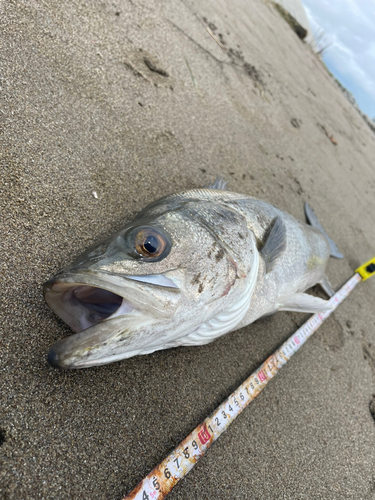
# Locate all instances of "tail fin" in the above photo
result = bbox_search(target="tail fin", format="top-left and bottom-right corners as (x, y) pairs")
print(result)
(304, 202), (344, 259)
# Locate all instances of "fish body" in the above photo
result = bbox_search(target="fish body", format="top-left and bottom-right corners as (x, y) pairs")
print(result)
(44, 188), (337, 369)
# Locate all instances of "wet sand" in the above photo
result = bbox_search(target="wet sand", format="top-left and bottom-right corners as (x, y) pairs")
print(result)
(1, 0), (375, 498)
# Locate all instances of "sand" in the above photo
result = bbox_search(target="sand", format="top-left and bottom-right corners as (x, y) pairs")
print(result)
(1, 0), (375, 498)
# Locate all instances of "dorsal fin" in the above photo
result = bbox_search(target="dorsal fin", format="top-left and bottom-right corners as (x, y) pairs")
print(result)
(260, 216), (287, 273)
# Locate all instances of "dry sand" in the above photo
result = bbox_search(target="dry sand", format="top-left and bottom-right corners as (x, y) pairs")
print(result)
(1, 0), (375, 498)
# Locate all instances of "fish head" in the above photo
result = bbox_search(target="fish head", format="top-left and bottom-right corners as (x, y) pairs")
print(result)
(44, 196), (257, 369)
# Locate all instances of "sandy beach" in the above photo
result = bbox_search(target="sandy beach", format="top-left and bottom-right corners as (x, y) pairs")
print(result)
(1, 0), (375, 498)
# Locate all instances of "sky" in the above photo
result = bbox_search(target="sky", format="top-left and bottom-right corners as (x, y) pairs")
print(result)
(301, 0), (375, 119)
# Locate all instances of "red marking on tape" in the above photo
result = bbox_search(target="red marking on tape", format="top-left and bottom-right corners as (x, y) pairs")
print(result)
(258, 370), (266, 382)
(293, 336), (300, 345)
(198, 427), (211, 445)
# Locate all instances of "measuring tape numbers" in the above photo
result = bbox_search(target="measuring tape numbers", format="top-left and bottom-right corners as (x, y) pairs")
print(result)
(123, 266), (373, 500)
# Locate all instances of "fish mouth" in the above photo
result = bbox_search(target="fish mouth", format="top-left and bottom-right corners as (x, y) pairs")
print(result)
(44, 281), (136, 333)
(44, 272), (179, 370)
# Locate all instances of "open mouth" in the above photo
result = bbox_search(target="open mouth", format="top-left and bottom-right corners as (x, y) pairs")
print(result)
(44, 273), (179, 333)
(43, 273), (180, 369)
(44, 281), (137, 333)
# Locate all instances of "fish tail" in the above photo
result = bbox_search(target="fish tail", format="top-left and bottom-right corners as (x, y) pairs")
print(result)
(304, 202), (344, 259)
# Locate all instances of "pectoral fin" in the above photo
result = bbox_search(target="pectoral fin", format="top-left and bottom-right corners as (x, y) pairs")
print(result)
(277, 293), (333, 313)
(261, 216), (287, 273)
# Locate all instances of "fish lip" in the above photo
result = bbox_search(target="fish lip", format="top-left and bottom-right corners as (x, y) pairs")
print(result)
(47, 338), (140, 370)
(45, 314), (142, 370)
(43, 270), (180, 295)
(47, 338), (93, 370)
(47, 339), (100, 370)
(47, 344), (69, 370)
(46, 316), (151, 370)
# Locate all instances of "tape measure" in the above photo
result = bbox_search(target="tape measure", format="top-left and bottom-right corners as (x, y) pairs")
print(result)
(123, 260), (375, 500)
(356, 256), (375, 281)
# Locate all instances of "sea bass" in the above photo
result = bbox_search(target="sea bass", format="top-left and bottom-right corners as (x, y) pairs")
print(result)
(44, 182), (342, 369)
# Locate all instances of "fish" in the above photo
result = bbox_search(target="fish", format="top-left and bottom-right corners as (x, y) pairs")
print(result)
(44, 179), (342, 369)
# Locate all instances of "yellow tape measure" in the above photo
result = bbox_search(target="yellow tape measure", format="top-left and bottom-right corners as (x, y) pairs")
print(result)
(356, 256), (375, 281)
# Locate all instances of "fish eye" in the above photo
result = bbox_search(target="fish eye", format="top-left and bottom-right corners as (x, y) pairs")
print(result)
(133, 227), (169, 259)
